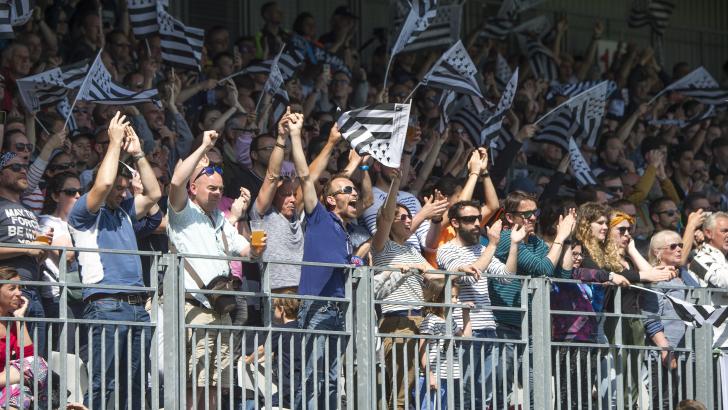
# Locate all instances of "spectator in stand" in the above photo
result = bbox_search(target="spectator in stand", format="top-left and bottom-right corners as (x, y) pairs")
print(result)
(649, 197), (681, 234)
(597, 171), (625, 201)
(690, 212), (728, 303)
(67, 113), (161, 410)
(167, 128), (265, 410)
(0, 266), (49, 410)
(0, 152), (48, 357)
(255, 2), (288, 59)
(669, 144), (696, 201)
(593, 133), (636, 176)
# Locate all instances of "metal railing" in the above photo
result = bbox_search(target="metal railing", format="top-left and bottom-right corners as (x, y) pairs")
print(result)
(0, 243), (724, 409)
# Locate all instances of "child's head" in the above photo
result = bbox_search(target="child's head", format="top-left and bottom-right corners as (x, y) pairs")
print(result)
(676, 400), (707, 410)
(272, 289), (300, 323)
(423, 277), (457, 317)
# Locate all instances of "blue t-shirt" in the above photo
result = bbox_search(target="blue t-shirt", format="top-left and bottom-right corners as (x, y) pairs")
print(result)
(298, 202), (352, 297)
(68, 195), (145, 299)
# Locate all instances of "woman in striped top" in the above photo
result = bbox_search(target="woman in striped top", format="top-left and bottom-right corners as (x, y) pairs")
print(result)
(371, 168), (442, 409)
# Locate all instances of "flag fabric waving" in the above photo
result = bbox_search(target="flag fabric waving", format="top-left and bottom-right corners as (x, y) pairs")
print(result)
(17, 60), (90, 112)
(481, 68), (519, 145)
(157, 4), (204, 71)
(547, 80), (619, 100)
(75, 53), (159, 105)
(537, 81), (610, 147)
(127, 0), (166, 38)
(568, 136), (597, 187)
(399, 4), (461, 54)
(56, 98), (78, 133)
(449, 95), (490, 147)
(495, 54), (513, 91)
(525, 37), (558, 82)
(0, 2), (12, 39)
(437, 89), (456, 133)
(533, 106), (582, 153)
(632, 285), (728, 329)
(628, 0), (675, 37)
(421, 40), (482, 98)
(337, 103), (412, 168)
(651, 67), (728, 106)
(10, 0), (32, 27)
(390, 0), (439, 57)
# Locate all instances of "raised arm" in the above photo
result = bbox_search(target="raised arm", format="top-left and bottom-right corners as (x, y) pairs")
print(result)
(576, 21), (603, 81)
(256, 108), (291, 216)
(168, 130), (218, 213)
(308, 124), (342, 182)
(372, 170), (401, 253)
(410, 128), (446, 195)
(87, 112), (128, 213)
(124, 126), (162, 218)
(478, 148), (499, 221)
(289, 112), (318, 214)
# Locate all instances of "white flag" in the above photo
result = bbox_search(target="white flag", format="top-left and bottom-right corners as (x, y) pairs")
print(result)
(421, 40), (482, 98)
(569, 136), (597, 187)
(337, 103), (412, 168)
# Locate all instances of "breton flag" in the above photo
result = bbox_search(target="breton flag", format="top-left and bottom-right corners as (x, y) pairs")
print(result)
(127, 0), (167, 38)
(652, 66), (728, 105)
(9, 0), (32, 27)
(513, 14), (552, 38)
(157, 4), (204, 71)
(548, 80), (619, 100)
(0, 2), (11, 39)
(632, 285), (728, 329)
(533, 106), (582, 153)
(437, 89), (456, 133)
(489, 127), (515, 159)
(75, 52), (158, 105)
(421, 40), (483, 98)
(290, 34), (351, 78)
(525, 37), (558, 82)
(262, 47), (287, 97)
(481, 68), (519, 146)
(628, 0), (675, 37)
(270, 88), (289, 128)
(449, 95), (491, 147)
(394, 4), (461, 55)
(56, 98), (78, 133)
(537, 81), (610, 147)
(17, 60), (89, 112)
(337, 103), (412, 168)
(390, 0), (438, 57)
(481, 0), (546, 40)
(568, 136), (597, 187)
(495, 54), (513, 91)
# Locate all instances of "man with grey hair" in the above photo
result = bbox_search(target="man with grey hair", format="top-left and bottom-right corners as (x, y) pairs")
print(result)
(689, 212), (728, 303)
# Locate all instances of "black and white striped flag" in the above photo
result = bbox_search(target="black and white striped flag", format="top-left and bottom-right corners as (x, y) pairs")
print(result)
(489, 127), (514, 160)
(127, 0), (167, 38)
(56, 98), (78, 133)
(391, 0), (439, 57)
(337, 103), (412, 168)
(568, 136), (597, 187)
(628, 0), (675, 37)
(526, 37), (558, 82)
(437, 89), (456, 133)
(495, 53), (513, 91)
(513, 15), (552, 38)
(421, 40), (483, 98)
(290, 34), (350, 78)
(533, 106), (582, 153)
(481, 67), (519, 146)
(9, 0), (32, 27)
(538, 81), (609, 147)
(652, 66), (728, 106)
(17, 60), (90, 112)
(481, 17), (513, 41)
(398, 4), (461, 54)
(449, 95), (490, 147)
(263, 54), (284, 95)
(0, 2), (11, 39)
(158, 4), (203, 71)
(75, 53), (158, 105)
(548, 80), (619, 100)
(633, 285), (728, 329)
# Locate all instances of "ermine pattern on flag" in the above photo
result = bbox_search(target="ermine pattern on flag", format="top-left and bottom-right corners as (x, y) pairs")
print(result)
(400, 4), (461, 54)
(568, 136), (597, 187)
(421, 40), (482, 98)
(76, 53), (159, 105)
(16, 60), (90, 112)
(337, 103), (412, 168)
(533, 106), (581, 152)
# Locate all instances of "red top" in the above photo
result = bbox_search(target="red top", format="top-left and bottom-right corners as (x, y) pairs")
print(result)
(0, 323), (35, 368)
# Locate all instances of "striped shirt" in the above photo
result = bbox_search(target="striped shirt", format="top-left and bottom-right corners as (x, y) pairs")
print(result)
(21, 157), (48, 214)
(419, 313), (463, 379)
(372, 240), (426, 313)
(362, 187), (430, 251)
(437, 241), (509, 330)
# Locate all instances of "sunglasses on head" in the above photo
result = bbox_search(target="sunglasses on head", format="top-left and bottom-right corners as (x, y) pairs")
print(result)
(60, 188), (82, 196)
(662, 242), (684, 251)
(2, 163), (28, 172)
(329, 185), (355, 196)
(457, 215), (481, 224)
(14, 143), (33, 152)
(511, 209), (541, 219)
(194, 165), (223, 181)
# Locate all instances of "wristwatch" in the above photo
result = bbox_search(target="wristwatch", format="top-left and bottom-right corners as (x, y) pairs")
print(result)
(608, 272), (615, 282)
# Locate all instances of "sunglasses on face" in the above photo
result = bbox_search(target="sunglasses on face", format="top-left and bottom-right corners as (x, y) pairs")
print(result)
(511, 209), (541, 219)
(605, 185), (624, 193)
(49, 162), (74, 172)
(657, 209), (679, 217)
(194, 165), (223, 181)
(396, 213), (412, 222)
(572, 252), (583, 258)
(617, 226), (632, 235)
(662, 242), (684, 251)
(14, 143), (33, 152)
(329, 185), (355, 196)
(2, 163), (29, 172)
(457, 215), (482, 224)
(60, 188), (82, 196)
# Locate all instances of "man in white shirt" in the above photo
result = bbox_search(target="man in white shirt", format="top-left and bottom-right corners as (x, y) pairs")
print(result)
(168, 129), (266, 410)
(690, 212), (728, 305)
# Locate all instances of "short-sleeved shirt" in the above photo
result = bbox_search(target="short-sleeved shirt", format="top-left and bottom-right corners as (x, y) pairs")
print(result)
(0, 197), (41, 281)
(299, 202), (352, 297)
(167, 198), (249, 308)
(250, 199), (304, 290)
(437, 241), (508, 330)
(362, 187), (430, 251)
(67, 195), (144, 299)
(39, 215), (72, 299)
(372, 240), (426, 313)
(419, 313), (463, 379)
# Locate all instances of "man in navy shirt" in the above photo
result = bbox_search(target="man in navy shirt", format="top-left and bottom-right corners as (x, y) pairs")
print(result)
(68, 112), (161, 410)
(289, 111), (354, 409)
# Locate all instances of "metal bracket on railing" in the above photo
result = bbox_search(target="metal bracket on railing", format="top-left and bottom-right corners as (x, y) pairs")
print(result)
(156, 253), (174, 269)
(352, 266), (368, 278)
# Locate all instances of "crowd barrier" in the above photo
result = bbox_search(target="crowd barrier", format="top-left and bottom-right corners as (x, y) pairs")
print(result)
(0, 242), (724, 409)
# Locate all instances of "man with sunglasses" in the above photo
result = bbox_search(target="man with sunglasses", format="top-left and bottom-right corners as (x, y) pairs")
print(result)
(0, 151), (49, 357)
(649, 197), (681, 234)
(491, 190), (576, 408)
(67, 112), (161, 410)
(168, 128), (264, 410)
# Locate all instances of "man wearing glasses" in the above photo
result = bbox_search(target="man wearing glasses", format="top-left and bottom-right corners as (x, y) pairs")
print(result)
(491, 190), (576, 408)
(168, 128), (264, 410)
(649, 197), (681, 233)
(0, 151), (49, 356)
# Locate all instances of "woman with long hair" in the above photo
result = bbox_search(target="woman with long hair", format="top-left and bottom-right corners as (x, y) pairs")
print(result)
(0, 266), (49, 409)
(642, 230), (699, 408)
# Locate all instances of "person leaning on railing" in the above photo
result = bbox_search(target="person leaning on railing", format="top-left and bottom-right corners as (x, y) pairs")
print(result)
(167, 128), (266, 410)
(0, 266), (49, 410)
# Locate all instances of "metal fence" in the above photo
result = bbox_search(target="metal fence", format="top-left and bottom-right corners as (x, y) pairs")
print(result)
(0, 243), (724, 409)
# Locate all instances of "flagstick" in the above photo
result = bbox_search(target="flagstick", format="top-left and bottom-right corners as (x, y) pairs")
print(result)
(404, 83), (421, 102)
(145, 39), (152, 58)
(34, 116), (50, 135)
(62, 96), (80, 130)
(382, 55), (394, 91)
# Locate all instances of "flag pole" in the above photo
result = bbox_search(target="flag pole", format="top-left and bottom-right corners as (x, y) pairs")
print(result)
(404, 83), (421, 102)
(34, 116), (50, 135)
(63, 50), (102, 129)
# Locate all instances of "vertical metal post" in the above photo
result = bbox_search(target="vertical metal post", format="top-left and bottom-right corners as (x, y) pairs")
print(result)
(262, 262), (273, 410)
(58, 248), (68, 409)
(614, 287), (624, 409)
(694, 287), (714, 408)
(162, 253), (180, 409)
(353, 266), (373, 409)
(530, 277), (552, 409)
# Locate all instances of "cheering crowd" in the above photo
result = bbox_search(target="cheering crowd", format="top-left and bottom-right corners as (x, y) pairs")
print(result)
(0, 0), (727, 409)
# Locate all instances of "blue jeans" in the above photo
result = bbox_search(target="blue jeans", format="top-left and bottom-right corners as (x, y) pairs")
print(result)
(83, 298), (151, 410)
(415, 375), (461, 410)
(496, 323), (534, 409)
(22, 287), (46, 358)
(295, 300), (345, 410)
(460, 328), (497, 409)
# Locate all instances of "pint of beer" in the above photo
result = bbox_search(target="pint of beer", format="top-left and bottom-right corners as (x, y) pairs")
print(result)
(250, 220), (265, 250)
(35, 227), (52, 245)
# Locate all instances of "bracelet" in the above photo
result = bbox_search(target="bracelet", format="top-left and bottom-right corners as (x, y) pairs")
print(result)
(403, 149), (414, 155)
(132, 153), (145, 161)
(553, 242), (562, 246)
(469, 172), (479, 178)
(480, 172), (490, 178)
(359, 165), (370, 171)
(275, 142), (286, 149)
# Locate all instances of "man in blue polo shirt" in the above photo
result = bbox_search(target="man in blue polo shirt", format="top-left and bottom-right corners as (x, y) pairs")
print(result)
(68, 112), (161, 410)
(289, 111), (354, 409)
